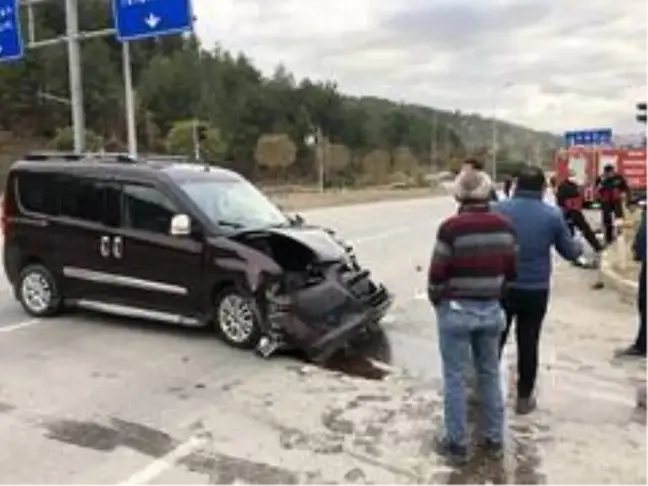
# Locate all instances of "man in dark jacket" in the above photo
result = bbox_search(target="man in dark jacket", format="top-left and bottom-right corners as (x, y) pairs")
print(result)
(596, 164), (630, 244)
(555, 172), (603, 257)
(493, 166), (583, 414)
(617, 208), (646, 357)
(503, 175), (514, 198)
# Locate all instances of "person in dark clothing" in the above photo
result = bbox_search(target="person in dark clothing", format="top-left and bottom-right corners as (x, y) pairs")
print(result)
(555, 172), (604, 256)
(492, 166), (583, 415)
(503, 176), (514, 198)
(462, 158), (499, 201)
(596, 164), (630, 245)
(616, 208), (646, 357)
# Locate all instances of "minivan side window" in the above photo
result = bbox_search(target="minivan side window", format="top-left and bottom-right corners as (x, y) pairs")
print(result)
(123, 184), (177, 234)
(16, 172), (59, 216)
(59, 176), (106, 224)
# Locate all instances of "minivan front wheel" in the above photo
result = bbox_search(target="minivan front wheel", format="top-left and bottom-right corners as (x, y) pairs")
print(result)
(213, 288), (262, 349)
(17, 264), (62, 317)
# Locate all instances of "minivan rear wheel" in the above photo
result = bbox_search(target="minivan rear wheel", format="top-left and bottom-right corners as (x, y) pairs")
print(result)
(17, 264), (62, 317)
(213, 288), (262, 349)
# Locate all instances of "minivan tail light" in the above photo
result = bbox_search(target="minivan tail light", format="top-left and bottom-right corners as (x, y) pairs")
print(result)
(1, 194), (9, 235)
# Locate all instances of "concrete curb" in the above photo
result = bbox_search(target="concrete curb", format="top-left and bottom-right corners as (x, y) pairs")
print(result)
(599, 250), (638, 303)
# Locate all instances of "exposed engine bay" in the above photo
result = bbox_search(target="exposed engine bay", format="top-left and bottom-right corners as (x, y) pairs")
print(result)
(232, 225), (393, 362)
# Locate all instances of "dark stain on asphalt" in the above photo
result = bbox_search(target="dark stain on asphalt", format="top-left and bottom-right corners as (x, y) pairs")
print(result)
(180, 450), (300, 484)
(321, 408), (354, 435)
(344, 467), (366, 483)
(323, 352), (389, 381)
(319, 326), (394, 381)
(42, 417), (176, 457)
(277, 424), (344, 455)
(166, 385), (191, 400)
(0, 402), (16, 414)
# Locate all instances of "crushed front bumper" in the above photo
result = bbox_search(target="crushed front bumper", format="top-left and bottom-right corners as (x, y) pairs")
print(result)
(264, 265), (393, 362)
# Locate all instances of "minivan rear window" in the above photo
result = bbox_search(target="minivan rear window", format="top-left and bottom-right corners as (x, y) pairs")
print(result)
(16, 172), (59, 216)
(16, 172), (118, 226)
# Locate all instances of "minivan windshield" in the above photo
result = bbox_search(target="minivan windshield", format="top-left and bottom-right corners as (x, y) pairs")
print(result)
(179, 178), (289, 229)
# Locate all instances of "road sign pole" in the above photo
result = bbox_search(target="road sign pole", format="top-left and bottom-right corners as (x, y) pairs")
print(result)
(192, 119), (200, 161)
(121, 40), (137, 157)
(64, 0), (85, 153)
(491, 118), (497, 182)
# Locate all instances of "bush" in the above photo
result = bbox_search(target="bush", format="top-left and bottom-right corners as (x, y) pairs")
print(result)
(166, 120), (227, 161)
(48, 127), (104, 151)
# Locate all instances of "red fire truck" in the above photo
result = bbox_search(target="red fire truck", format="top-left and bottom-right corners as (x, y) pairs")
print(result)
(554, 146), (647, 207)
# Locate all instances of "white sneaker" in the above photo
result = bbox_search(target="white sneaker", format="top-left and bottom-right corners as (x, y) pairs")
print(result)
(576, 255), (589, 266)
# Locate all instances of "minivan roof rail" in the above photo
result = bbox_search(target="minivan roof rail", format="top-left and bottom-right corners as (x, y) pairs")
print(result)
(24, 152), (140, 164)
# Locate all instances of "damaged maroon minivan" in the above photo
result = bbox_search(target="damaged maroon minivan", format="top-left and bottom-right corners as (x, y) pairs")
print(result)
(3, 153), (393, 363)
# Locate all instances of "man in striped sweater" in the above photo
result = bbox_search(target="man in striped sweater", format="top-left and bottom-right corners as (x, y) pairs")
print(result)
(428, 169), (517, 462)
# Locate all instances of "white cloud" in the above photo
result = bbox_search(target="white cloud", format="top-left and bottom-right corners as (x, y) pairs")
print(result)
(193, 0), (647, 135)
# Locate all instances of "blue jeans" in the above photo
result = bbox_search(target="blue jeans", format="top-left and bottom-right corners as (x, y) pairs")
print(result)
(435, 299), (506, 446)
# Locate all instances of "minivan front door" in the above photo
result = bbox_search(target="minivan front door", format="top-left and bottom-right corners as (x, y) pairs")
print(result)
(107, 182), (204, 320)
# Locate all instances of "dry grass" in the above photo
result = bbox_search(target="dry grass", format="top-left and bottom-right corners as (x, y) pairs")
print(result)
(268, 186), (443, 211)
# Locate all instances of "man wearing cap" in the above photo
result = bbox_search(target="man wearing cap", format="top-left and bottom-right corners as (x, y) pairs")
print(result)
(428, 169), (517, 462)
(461, 158), (499, 201)
(555, 170), (604, 266)
(596, 164), (630, 245)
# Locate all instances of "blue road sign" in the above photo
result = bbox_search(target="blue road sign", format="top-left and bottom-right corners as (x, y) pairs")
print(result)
(564, 128), (612, 147)
(0, 0), (24, 63)
(112, 0), (194, 42)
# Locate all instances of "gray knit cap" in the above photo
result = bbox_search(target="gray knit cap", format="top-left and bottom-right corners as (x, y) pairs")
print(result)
(453, 170), (494, 201)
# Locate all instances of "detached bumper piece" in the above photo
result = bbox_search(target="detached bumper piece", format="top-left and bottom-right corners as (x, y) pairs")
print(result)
(266, 264), (393, 363)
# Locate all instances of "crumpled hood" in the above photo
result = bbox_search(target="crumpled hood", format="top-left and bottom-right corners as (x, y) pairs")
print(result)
(264, 226), (349, 263)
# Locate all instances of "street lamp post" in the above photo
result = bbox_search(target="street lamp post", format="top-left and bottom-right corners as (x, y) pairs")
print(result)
(305, 128), (324, 193)
(491, 82), (513, 182)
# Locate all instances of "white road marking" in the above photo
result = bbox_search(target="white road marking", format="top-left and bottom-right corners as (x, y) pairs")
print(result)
(119, 436), (207, 485)
(0, 318), (40, 333)
(351, 224), (421, 244)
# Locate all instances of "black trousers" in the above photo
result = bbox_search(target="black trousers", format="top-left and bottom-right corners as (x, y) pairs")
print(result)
(499, 288), (549, 398)
(636, 262), (646, 353)
(564, 209), (603, 252)
(601, 202), (623, 244)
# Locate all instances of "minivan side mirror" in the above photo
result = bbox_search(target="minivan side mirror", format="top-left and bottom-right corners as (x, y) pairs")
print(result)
(170, 214), (191, 236)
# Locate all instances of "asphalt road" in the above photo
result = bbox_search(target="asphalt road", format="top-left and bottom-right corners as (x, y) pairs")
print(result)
(0, 195), (450, 484)
(0, 195), (644, 484)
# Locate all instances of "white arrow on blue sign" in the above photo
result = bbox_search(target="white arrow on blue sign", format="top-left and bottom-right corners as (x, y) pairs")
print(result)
(0, 0), (24, 63)
(112, 0), (194, 42)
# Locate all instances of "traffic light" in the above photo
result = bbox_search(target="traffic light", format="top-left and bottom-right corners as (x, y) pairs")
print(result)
(197, 124), (207, 142)
(637, 102), (646, 123)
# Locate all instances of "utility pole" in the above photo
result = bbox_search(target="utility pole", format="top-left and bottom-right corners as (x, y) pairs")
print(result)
(430, 112), (437, 183)
(122, 41), (137, 157)
(491, 82), (513, 182)
(64, 0), (85, 153)
(444, 122), (450, 164)
(317, 126), (325, 193)
(491, 117), (498, 182)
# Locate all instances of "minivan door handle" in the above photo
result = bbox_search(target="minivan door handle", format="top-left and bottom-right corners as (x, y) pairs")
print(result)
(112, 236), (123, 259)
(99, 236), (111, 258)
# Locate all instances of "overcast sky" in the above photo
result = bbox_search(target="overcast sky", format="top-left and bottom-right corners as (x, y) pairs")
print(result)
(193, 0), (646, 135)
